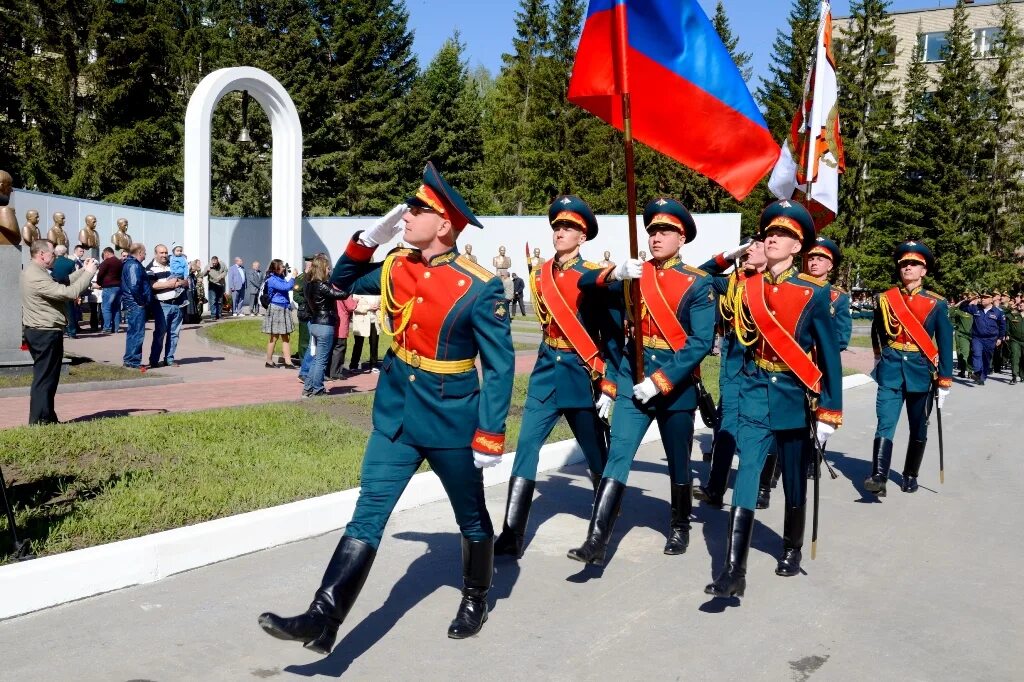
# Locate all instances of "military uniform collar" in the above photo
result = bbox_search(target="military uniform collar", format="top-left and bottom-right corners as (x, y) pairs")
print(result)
(900, 284), (924, 296)
(426, 248), (458, 267)
(654, 255), (681, 270)
(554, 255), (580, 271)
(764, 264), (798, 284)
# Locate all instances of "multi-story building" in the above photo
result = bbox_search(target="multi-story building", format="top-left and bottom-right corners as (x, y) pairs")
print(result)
(835, 0), (1024, 99)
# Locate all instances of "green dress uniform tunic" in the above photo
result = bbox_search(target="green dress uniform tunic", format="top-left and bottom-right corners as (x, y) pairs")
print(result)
(730, 267), (844, 511)
(331, 239), (515, 548)
(580, 256), (715, 485)
(949, 305), (973, 375)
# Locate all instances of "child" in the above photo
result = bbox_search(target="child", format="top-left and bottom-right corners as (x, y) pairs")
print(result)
(170, 245), (189, 301)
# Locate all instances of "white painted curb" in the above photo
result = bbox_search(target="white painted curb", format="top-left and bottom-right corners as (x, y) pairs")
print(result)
(0, 375), (870, 620)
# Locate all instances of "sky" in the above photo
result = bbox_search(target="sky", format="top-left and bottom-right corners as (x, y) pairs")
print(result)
(405, 0), (976, 87)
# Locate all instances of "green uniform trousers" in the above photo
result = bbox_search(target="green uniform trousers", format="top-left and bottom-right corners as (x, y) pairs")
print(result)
(511, 404), (607, 480)
(955, 332), (971, 373)
(1010, 339), (1023, 378)
(344, 430), (493, 549)
(603, 394), (695, 486)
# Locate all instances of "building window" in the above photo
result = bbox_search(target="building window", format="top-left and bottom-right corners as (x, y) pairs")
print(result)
(975, 27), (1001, 58)
(919, 31), (949, 62)
(877, 34), (897, 65)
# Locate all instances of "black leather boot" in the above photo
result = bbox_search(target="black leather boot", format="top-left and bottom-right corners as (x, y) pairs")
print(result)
(864, 437), (893, 497)
(901, 439), (926, 493)
(705, 507), (755, 598)
(664, 483), (692, 555)
(756, 454), (776, 509)
(693, 484), (724, 508)
(258, 535), (376, 654)
(775, 505), (806, 577)
(590, 470), (601, 493)
(447, 537), (493, 639)
(567, 478), (625, 566)
(494, 476), (535, 558)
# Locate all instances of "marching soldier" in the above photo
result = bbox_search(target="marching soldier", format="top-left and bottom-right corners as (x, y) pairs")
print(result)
(804, 236), (852, 351)
(258, 163), (514, 652)
(693, 237), (768, 508)
(1008, 300), (1024, 384)
(865, 241), (952, 497)
(705, 200), (843, 599)
(494, 195), (614, 558)
(949, 297), (974, 378)
(568, 198), (715, 565)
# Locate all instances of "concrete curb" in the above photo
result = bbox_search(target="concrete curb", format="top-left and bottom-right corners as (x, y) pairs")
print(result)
(0, 374), (872, 620)
(0, 375), (182, 399)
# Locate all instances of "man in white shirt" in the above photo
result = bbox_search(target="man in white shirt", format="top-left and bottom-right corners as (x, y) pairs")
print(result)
(147, 244), (186, 367)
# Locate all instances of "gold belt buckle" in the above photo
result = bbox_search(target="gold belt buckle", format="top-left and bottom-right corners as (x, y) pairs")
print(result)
(409, 350), (421, 368)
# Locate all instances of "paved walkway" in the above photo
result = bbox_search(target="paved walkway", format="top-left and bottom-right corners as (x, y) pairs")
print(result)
(0, 321), (541, 429)
(0, 373), (1019, 679)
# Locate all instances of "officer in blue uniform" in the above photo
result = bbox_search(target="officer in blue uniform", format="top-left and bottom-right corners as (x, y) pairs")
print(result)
(693, 238), (769, 508)
(866, 241), (953, 497)
(960, 292), (1007, 385)
(706, 200), (843, 599)
(568, 198), (715, 565)
(494, 195), (615, 558)
(259, 162), (514, 652)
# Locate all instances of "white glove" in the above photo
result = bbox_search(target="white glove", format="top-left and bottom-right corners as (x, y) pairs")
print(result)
(937, 387), (949, 409)
(473, 451), (500, 469)
(633, 377), (659, 404)
(358, 203), (407, 247)
(815, 422), (835, 448)
(611, 258), (643, 281)
(723, 240), (752, 262)
(595, 393), (613, 420)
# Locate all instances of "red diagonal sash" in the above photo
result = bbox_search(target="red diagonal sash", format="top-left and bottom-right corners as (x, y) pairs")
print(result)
(539, 261), (605, 376)
(745, 274), (822, 393)
(639, 262), (688, 352)
(883, 288), (939, 366)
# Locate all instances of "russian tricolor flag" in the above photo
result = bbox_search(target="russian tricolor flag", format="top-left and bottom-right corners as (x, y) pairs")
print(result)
(569, 0), (780, 201)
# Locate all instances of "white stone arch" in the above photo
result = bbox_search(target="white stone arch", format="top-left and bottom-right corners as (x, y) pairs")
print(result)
(183, 67), (302, 270)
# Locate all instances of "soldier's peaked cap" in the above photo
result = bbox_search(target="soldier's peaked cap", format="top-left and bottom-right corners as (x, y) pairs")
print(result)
(406, 161), (483, 231)
(643, 197), (696, 243)
(893, 240), (934, 271)
(807, 236), (842, 266)
(759, 199), (816, 251)
(548, 195), (599, 239)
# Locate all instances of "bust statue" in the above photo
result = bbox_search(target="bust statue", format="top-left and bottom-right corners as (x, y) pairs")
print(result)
(599, 250), (614, 268)
(492, 245), (511, 275)
(528, 247), (545, 270)
(0, 171), (18, 247)
(112, 218), (131, 250)
(464, 244), (478, 263)
(47, 211), (69, 247)
(79, 215), (100, 253)
(639, 250), (647, 261)
(21, 209), (41, 246)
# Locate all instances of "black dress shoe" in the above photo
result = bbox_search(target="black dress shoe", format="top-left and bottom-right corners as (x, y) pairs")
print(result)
(693, 485), (724, 508)
(265, 362), (278, 368)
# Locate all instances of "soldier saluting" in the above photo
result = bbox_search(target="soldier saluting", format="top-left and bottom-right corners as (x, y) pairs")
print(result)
(865, 241), (952, 496)
(494, 195), (614, 558)
(706, 200), (843, 599)
(258, 163), (514, 652)
(569, 198), (715, 565)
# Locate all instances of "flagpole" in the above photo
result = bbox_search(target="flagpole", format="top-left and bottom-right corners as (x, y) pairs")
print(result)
(615, 2), (645, 382)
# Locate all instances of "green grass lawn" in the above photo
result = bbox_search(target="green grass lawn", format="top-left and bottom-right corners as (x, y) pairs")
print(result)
(0, 358), (156, 390)
(0, 375), (569, 562)
(848, 334), (873, 348)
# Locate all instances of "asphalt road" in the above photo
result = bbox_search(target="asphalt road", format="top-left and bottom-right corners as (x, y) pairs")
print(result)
(0, 374), (1020, 681)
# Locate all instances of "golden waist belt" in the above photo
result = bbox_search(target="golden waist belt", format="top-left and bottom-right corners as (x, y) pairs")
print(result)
(642, 335), (672, 350)
(888, 340), (920, 352)
(543, 336), (574, 351)
(754, 356), (792, 373)
(390, 343), (476, 374)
